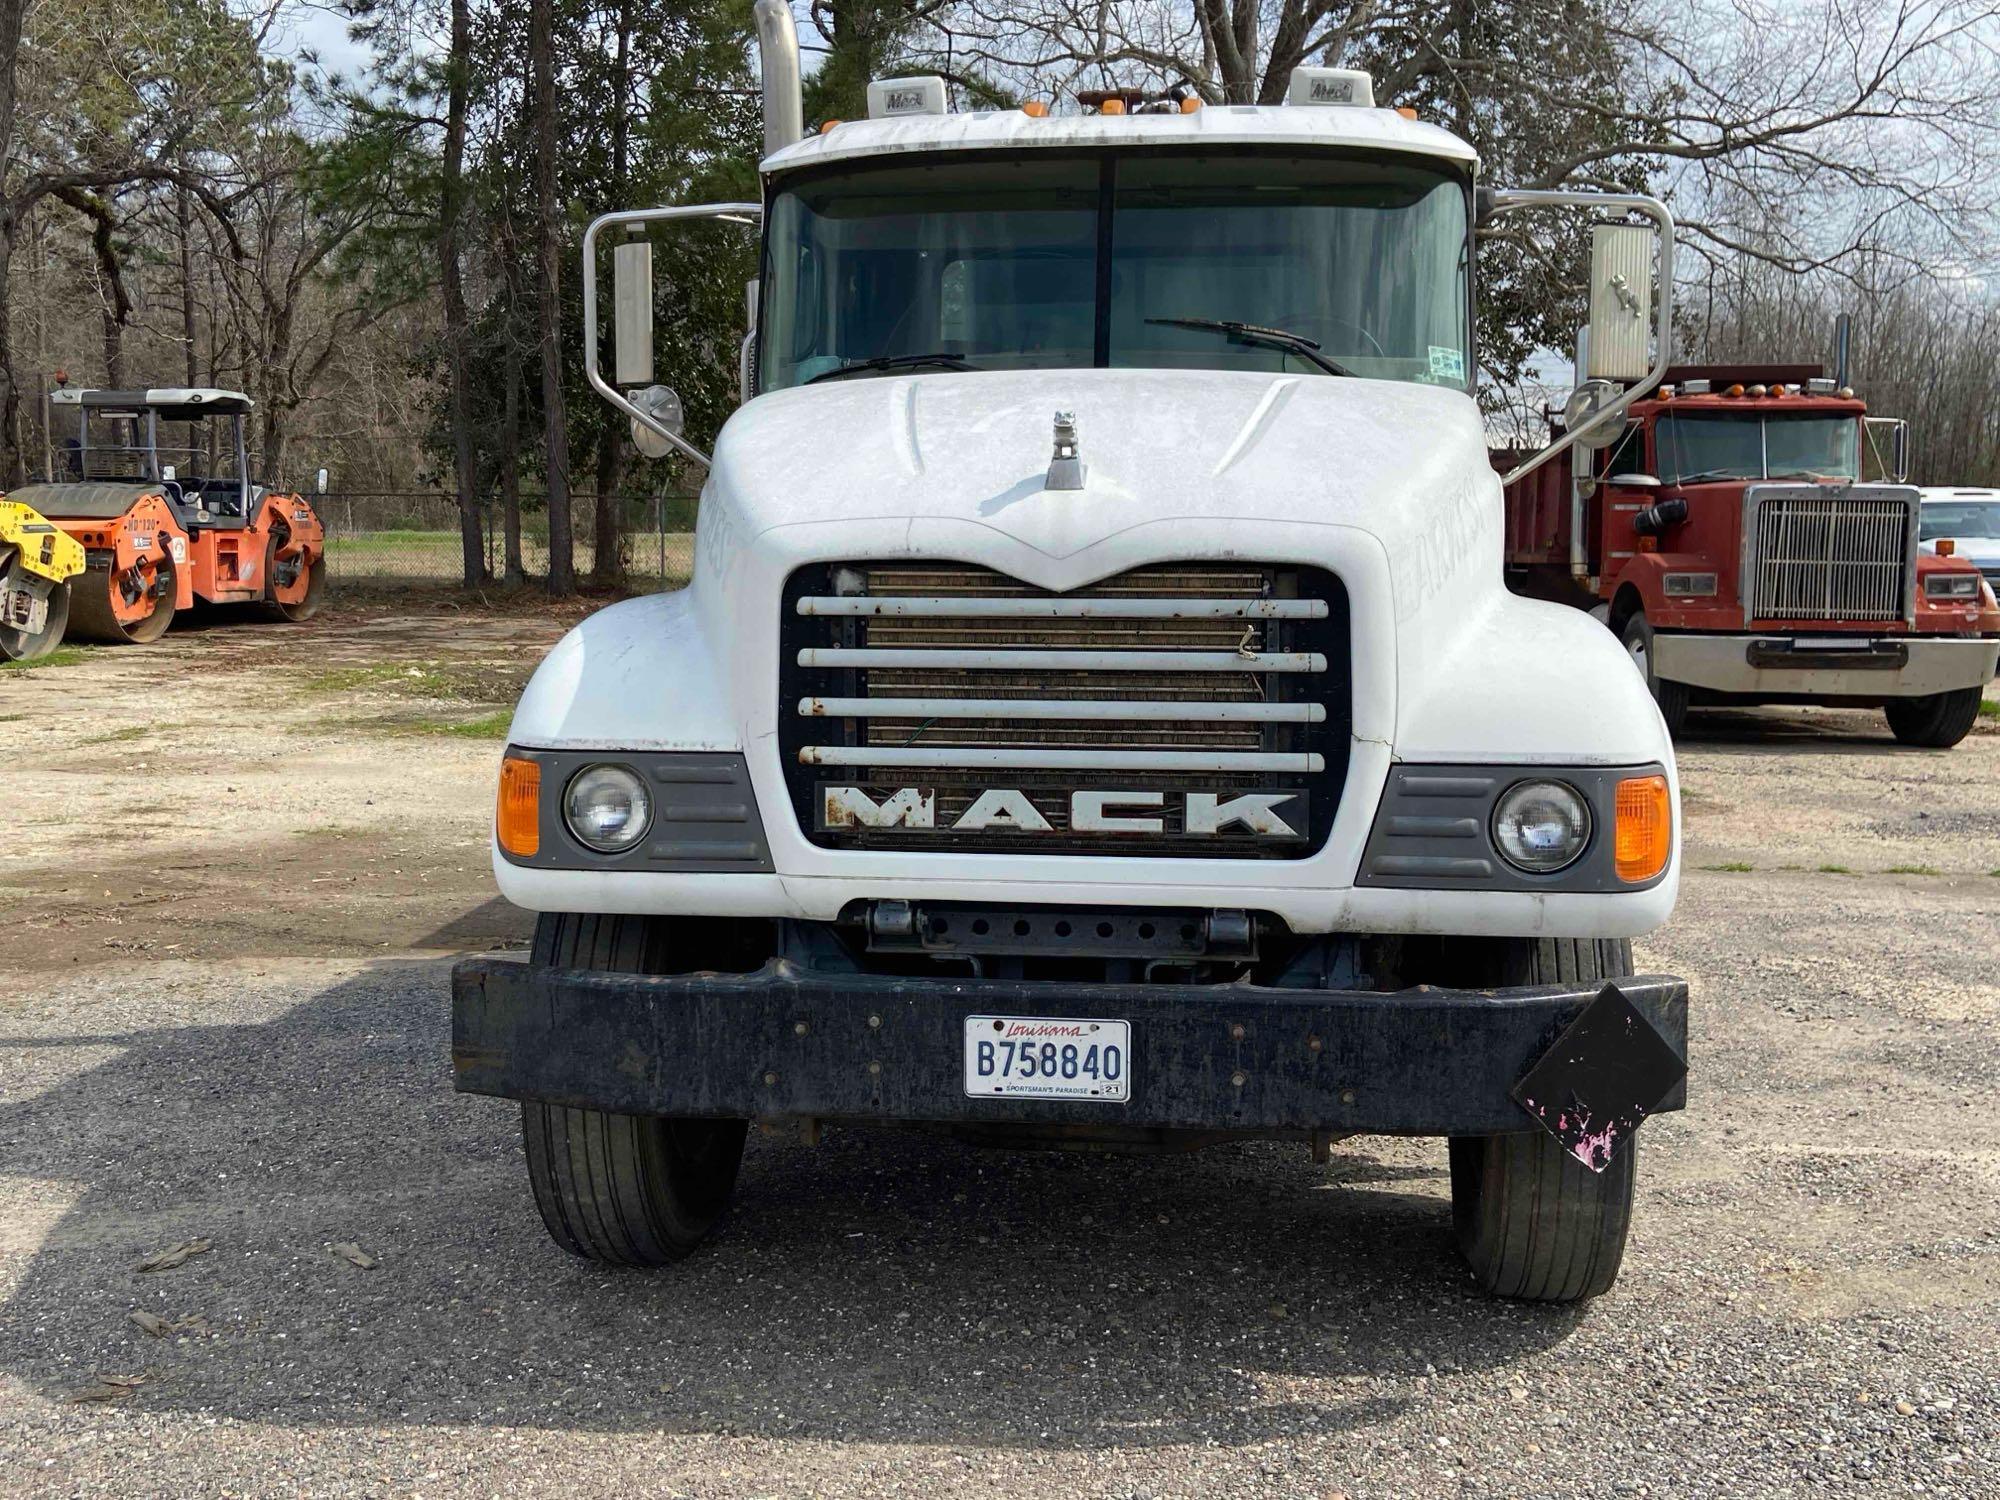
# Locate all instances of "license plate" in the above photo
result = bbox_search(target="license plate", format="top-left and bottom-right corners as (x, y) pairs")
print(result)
(963, 1016), (1130, 1102)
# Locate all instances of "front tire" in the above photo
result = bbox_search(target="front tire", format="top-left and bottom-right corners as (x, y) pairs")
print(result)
(518, 913), (747, 1266)
(1620, 611), (1689, 736)
(1447, 938), (1639, 1302)
(1883, 686), (1982, 749)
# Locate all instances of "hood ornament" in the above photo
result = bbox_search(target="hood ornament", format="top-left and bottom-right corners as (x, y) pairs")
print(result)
(1045, 410), (1086, 491)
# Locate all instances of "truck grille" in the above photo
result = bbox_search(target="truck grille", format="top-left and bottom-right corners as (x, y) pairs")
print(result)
(1746, 488), (1915, 623)
(780, 562), (1350, 858)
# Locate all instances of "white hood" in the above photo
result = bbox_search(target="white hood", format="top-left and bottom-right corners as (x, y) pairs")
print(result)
(708, 367), (1488, 567)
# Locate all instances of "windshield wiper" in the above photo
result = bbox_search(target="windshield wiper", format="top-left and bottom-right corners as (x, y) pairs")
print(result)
(806, 353), (979, 385)
(1667, 469), (1757, 485)
(1145, 318), (1354, 377)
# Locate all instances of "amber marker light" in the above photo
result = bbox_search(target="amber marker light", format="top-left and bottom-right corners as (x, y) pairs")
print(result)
(1395, 106), (1418, 119)
(1936, 538), (1956, 557)
(497, 755), (541, 857)
(1614, 774), (1672, 883)
(1180, 95), (1203, 113)
(1100, 98), (1126, 115)
(819, 119), (841, 134)
(1022, 99), (1049, 117)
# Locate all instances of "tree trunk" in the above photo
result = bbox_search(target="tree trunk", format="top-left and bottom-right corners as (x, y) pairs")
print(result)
(530, 0), (572, 595)
(589, 0), (636, 585)
(0, 0), (21, 485)
(501, 331), (524, 582)
(442, 0), (484, 584)
(176, 185), (199, 388)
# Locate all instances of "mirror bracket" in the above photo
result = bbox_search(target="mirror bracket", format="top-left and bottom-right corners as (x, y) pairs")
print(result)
(582, 202), (764, 470)
(1482, 188), (1676, 489)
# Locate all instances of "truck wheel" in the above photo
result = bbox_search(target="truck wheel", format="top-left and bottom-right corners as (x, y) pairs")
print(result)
(1448, 937), (1638, 1302)
(1883, 686), (1983, 749)
(1620, 612), (1689, 736)
(518, 913), (747, 1266)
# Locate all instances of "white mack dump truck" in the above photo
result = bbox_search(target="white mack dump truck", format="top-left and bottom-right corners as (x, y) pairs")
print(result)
(451, 2), (1691, 1301)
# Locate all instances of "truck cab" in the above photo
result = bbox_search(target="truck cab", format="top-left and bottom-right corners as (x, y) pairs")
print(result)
(1502, 365), (2000, 746)
(451, 8), (1691, 1303)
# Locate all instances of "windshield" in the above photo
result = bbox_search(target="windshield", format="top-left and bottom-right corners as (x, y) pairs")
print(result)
(759, 151), (1471, 393)
(1920, 499), (2000, 540)
(1653, 412), (1859, 484)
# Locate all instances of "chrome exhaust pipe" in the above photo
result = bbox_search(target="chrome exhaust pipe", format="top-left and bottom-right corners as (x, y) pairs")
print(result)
(753, 0), (804, 158)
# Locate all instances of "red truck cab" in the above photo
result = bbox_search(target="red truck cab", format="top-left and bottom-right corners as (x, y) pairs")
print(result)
(1500, 363), (2000, 747)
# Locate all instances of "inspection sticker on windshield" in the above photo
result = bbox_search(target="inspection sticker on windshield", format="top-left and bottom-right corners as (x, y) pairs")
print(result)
(1428, 345), (1467, 381)
(964, 1016), (1130, 1102)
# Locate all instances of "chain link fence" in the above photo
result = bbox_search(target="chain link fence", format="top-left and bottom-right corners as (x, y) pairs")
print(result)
(319, 490), (699, 589)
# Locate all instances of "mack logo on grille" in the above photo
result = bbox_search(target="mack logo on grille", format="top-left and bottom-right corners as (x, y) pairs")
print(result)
(819, 785), (1303, 838)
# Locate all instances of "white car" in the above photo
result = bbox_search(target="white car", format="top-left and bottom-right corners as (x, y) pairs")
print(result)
(1920, 488), (2000, 594)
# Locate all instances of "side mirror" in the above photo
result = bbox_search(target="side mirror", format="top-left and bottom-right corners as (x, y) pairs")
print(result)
(628, 384), (685, 459)
(1585, 224), (1653, 382)
(315, 467), (329, 496)
(1564, 380), (1627, 451)
(161, 463), (177, 484)
(1607, 473), (1660, 488)
(612, 237), (654, 386)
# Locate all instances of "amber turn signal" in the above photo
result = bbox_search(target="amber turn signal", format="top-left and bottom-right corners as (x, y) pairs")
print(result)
(1613, 774), (1671, 883)
(497, 755), (541, 857)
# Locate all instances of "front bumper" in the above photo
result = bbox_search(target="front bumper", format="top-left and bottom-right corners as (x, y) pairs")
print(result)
(1653, 632), (1999, 697)
(451, 956), (1688, 1136)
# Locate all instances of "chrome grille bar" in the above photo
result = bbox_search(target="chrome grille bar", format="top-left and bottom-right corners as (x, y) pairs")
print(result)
(797, 648), (1327, 672)
(798, 595), (1328, 619)
(799, 697), (1325, 722)
(798, 746), (1326, 772)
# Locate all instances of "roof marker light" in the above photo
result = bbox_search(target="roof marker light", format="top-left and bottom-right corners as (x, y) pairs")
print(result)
(1394, 106), (1418, 119)
(1099, 98), (1126, 115)
(1747, 384), (1767, 397)
(866, 76), (949, 120)
(1838, 386), (1855, 398)
(819, 119), (840, 133)
(1724, 384), (1746, 397)
(1179, 95), (1202, 113)
(1807, 377), (1836, 394)
(1022, 99), (1049, 117)
(1681, 378), (1711, 394)
(1288, 67), (1375, 107)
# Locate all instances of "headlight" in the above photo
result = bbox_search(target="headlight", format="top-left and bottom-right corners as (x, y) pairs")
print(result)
(1924, 572), (1981, 601)
(1492, 780), (1592, 873)
(563, 764), (652, 852)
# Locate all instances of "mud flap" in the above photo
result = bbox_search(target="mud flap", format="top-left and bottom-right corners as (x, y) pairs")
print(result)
(1511, 982), (1688, 1173)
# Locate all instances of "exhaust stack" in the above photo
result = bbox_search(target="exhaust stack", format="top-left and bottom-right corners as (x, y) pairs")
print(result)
(753, 0), (804, 158)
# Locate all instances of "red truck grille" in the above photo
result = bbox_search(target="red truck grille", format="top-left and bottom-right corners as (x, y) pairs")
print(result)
(1747, 490), (1915, 623)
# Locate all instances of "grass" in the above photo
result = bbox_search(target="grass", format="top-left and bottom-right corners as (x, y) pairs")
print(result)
(304, 661), (455, 695)
(405, 710), (512, 740)
(1701, 861), (1756, 873)
(1883, 864), (1944, 876)
(1979, 699), (1999, 719)
(1817, 864), (1855, 875)
(0, 645), (89, 672)
(76, 724), (156, 747)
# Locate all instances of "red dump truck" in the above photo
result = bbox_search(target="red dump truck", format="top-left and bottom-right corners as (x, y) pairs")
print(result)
(1497, 364), (2000, 746)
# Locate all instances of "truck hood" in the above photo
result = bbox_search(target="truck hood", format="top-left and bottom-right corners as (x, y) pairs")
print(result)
(709, 367), (1487, 562)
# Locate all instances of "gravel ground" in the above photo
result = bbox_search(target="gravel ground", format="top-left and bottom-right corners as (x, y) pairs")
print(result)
(2, 612), (1997, 1498)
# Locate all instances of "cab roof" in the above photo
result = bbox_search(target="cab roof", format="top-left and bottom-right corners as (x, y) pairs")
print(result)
(761, 104), (1480, 176)
(51, 387), (253, 419)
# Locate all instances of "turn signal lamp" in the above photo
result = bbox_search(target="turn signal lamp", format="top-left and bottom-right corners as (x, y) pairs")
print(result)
(497, 755), (541, 858)
(1614, 775), (1672, 883)
(1022, 99), (1049, 117)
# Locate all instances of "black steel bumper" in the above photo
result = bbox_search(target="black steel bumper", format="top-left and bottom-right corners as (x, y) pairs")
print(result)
(451, 957), (1688, 1137)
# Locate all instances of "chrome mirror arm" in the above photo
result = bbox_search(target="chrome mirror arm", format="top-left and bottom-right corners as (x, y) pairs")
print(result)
(581, 203), (764, 470)
(1480, 188), (1676, 487)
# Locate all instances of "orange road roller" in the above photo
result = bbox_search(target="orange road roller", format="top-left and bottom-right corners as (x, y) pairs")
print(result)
(15, 386), (327, 644)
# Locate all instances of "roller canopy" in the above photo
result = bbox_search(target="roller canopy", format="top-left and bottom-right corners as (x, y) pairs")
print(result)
(50, 387), (253, 420)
